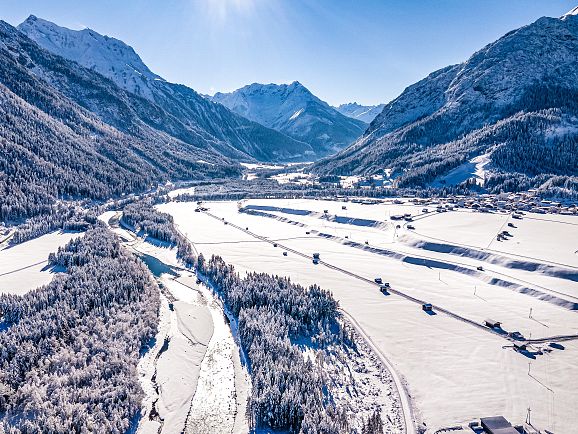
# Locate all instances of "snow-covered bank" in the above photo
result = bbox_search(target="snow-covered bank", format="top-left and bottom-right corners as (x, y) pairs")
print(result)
(0, 230), (83, 295)
(156, 287), (213, 432)
(184, 283), (245, 434)
(98, 210), (250, 434)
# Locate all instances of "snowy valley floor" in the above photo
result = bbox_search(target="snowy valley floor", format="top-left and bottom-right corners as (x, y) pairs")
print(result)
(0, 230), (84, 296)
(110, 209), (404, 433)
(158, 198), (578, 433)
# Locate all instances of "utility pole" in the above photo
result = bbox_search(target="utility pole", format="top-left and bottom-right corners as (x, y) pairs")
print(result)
(529, 307), (533, 319)
(526, 406), (532, 425)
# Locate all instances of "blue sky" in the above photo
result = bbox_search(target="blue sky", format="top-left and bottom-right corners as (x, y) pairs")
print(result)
(3, 0), (576, 105)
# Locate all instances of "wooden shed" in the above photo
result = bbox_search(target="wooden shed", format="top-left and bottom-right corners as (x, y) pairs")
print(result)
(484, 319), (502, 329)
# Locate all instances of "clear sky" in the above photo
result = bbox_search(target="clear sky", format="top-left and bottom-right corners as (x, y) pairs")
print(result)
(2, 0), (576, 105)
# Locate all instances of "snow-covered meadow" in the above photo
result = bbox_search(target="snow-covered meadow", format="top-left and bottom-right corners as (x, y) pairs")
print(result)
(159, 198), (578, 433)
(0, 230), (84, 295)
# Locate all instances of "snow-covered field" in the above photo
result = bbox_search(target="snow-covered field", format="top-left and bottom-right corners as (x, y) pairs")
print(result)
(168, 186), (195, 198)
(430, 152), (491, 187)
(414, 210), (578, 267)
(0, 230), (84, 295)
(159, 198), (578, 433)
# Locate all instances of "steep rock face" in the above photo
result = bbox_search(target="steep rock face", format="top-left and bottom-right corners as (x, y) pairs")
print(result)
(211, 81), (367, 156)
(313, 13), (578, 192)
(335, 102), (385, 123)
(19, 16), (313, 162)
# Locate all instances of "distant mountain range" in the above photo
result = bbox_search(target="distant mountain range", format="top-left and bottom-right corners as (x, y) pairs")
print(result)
(210, 82), (367, 156)
(2, 7), (578, 223)
(335, 102), (385, 123)
(314, 11), (578, 194)
(18, 15), (314, 163)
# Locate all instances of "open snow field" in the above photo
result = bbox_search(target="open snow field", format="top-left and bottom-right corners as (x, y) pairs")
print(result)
(0, 230), (84, 295)
(159, 198), (578, 433)
(414, 210), (578, 268)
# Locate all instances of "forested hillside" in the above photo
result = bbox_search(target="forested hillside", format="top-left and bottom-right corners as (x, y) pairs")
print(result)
(314, 14), (578, 194)
(18, 16), (314, 162)
(0, 20), (239, 222)
(0, 226), (160, 433)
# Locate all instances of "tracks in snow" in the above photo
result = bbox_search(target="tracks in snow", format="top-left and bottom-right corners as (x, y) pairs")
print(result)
(202, 210), (578, 344)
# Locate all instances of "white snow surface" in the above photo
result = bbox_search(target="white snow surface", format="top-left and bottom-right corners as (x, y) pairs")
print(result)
(430, 152), (492, 187)
(159, 199), (578, 433)
(0, 230), (84, 295)
(19, 16), (163, 101)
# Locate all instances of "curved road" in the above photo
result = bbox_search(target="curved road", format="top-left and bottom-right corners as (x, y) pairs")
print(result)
(339, 308), (416, 434)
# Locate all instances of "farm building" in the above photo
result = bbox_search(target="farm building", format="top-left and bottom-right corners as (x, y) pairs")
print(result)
(480, 416), (518, 434)
(484, 319), (502, 329)
(513, 342), (528, 352)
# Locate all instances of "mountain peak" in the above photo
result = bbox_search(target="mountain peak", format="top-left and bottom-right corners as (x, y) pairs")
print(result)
(314, 11), (578, 189)
(562, 6), (578, 19)
(18, 16), (164, 99)
(336, 102), (385, 123)
(211, 82), (367, 156)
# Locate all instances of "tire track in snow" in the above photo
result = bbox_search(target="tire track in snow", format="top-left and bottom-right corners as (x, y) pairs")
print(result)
(202, 210), (578, 342)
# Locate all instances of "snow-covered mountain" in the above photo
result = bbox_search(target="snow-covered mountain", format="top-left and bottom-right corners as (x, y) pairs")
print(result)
(211, 82), (367, 156)
(563, 6), (578, 17)
(0, 18), (243, 221)
(335, 102), (385, 123)
(19, 15), (164, 101)
(314, 11), (578, 193)
(18, 16), (313, 162)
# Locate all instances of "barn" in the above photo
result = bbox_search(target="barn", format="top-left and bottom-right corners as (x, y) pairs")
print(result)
(480, 416), (518, 434)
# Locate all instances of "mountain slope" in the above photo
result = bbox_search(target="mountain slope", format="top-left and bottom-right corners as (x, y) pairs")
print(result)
(211, 82), (367, 156)
(314, 13), (578, 193)
(0, 20), (240, 221)
(335, 102), (385, 123)
(18, 16), (313, 162)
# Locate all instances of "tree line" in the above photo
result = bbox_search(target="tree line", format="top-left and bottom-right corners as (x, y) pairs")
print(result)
(121, 200), (195, 266)
(197, 254), (353, 433)
(0, 225), (160, 433)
